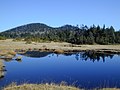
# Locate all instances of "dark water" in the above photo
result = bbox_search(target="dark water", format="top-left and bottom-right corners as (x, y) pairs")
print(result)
(0, 52), (120, 89)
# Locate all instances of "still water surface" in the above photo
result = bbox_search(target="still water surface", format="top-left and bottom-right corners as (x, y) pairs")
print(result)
(0, 52), (120, 89)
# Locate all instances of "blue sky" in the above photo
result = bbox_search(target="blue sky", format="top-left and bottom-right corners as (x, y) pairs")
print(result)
(0, 0), (120, 31)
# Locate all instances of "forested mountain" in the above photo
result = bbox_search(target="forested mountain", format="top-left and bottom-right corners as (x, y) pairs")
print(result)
(0, 23), (120, 45)
(0, 23), (53, 38)
(0, 23), (78, 38)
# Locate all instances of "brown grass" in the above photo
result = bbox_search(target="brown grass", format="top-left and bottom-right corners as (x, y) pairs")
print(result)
(3, 83), (120, 90)
(0, 50), (16, 56)
(8, 51), (16, 55)
(54, 49), (64, 54)
(0, 61), (4, 71)
(0, 61), (5, 78)
(0, 39), (120, 52)
(3, 83), (80, 90)
(0, 50), (16, 60)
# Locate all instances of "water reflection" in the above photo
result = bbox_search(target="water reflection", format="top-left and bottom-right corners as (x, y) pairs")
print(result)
(21, 51), (115, 62)
(0, 51), (115, 80)
(0, 51), (120, 89)
(64, 52), (114, 62)
(0, 60), (6, 80)
(21, 51), (52, 58)
(79, 51), (114, 62)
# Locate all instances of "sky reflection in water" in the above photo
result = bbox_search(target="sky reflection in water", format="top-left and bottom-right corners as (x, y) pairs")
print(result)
(0, 52), (120, 89)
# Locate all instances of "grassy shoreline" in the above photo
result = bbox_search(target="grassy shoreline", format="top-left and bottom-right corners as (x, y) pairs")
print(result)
(3, 83), (80, 90)
(1, 40), (120, 90)
(0, 39), (120, 52)
(3, 83), (120, 90)
(0, 39), (120, 60)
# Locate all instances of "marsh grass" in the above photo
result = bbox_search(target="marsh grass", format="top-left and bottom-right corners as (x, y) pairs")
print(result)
(0, 50), (16, 60)
(0, 50), (16, 56)
(54, 49), (64, 54)
(3, 82), (120, 90)
(3, 82), (80, 90)
(0, 61), (4, 71)
(25, 41), (32, 44)
(0, 60), (5, 80)
(7, 51), (16, 56)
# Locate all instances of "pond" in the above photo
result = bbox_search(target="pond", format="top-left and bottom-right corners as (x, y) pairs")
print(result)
(0, 51), (120, 89)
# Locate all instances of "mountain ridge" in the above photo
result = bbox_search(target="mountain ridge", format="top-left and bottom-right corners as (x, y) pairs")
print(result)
(0, 23), (78, 38)
(1, 23), (77, 32)
(0, 23), (120, 45)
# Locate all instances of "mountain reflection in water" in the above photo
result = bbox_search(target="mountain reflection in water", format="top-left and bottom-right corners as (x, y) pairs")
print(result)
(0, 51), (115, 80)
(21, 51), (115, 62)
(0, 51), (120, 89)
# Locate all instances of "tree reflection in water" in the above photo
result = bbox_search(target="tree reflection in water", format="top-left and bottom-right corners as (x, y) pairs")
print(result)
(63, 51), (114, 62)
(1, 51), (115, 64)
(77, 51), (114, 62)
(22, 51), (115, 62)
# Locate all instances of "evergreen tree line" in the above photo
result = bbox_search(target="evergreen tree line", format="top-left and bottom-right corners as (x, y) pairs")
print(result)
(0, 23), (120, 45)
(23, 24), (120, 45)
